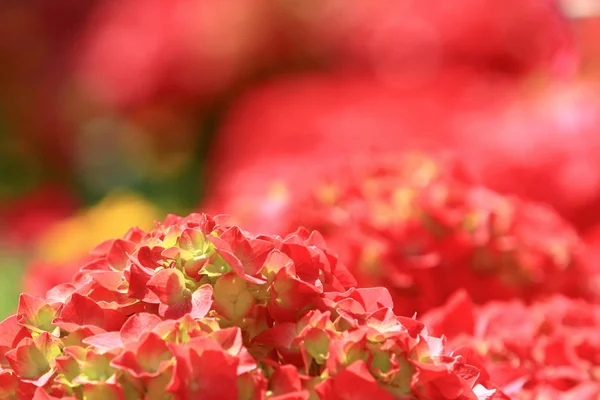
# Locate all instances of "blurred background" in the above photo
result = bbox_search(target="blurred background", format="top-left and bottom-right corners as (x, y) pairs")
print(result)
(1, 0), (600, 319)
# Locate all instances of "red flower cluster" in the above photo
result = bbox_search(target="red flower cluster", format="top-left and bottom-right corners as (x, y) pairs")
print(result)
(205, 74), (600, 233)
(0, 214), (500, 399)
(423, 290), (600, 399)
(74, 0), (573, 111)
(209, 154), (594, 316)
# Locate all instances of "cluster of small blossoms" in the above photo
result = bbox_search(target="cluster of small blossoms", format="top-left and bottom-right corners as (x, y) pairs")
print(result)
(0, 214), (501, 399)
(269, 154), (591, 316)
(424, 290), (600, 399)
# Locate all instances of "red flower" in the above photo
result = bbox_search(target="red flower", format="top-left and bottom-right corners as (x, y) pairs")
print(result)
(209, 153), (591, 315)
(0, 185), (77, 251)
(423, 290), (600, 398)
(204, 74), (600, 232)
(73, 0), (279, 110)
(2, 213), (499, 399)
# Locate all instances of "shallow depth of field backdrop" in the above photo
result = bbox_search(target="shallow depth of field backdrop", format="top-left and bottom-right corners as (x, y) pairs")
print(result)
(2, 0), (600, 384)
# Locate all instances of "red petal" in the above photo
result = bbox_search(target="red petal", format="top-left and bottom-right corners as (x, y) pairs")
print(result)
(126, 258), (160, 303)
(252, 323), (297, 350)
(269, 391), (310, 400)
(5, 337), (52, 382)
(120, 313), (162, 345)
(135, 333), (172, 372)
(89, 271), (125, 291)
(190, 284), (213, 319)
(101, 309), (127, 332)
(45, 283), (78, 304)
(17, 294), (61, 333)
(422, 289), (475, 338)
(189, 349), (239, 399)
(220, 226), (275, 275)
(321, 361), (395, 400)
(354, 287), (394, 312)
(82, 332), (123, 353)
(111, 332), (172, 378)
(0, 369), (18, 397)
(106, 239), (137, 271)
(271, 365), (303, 395)
(89, 239), (115, 257)
(0, 315), (30, 349)
(137, 246), (165, 270)
(53, 294), (105, 332)
(147, 269), (186, 305)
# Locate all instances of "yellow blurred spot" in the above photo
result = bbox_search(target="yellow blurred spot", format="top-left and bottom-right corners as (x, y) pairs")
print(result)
(391, 187), (415, 219)
(267, 181), (289, 200)
(408, 156), (438, 187)
(36, 191), (159, 263)
(475, 341), (489, 356)
(462, 212), (481, 232)
(371, 203), (395, 227)
(358, 242), (384, 278)
(317, 183), (338, 205)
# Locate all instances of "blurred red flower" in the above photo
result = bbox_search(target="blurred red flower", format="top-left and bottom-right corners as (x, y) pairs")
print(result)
(205, 73), (600, 231)
(423, 290), (600, 399)
(73, 0), (279, 111)
(0, 185), (78, 251)
(207, 153), (593, 316)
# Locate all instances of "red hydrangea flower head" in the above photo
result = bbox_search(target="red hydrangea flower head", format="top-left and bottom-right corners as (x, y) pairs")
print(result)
(0, 213), (501, 399)
(219, 154), (590, 316)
